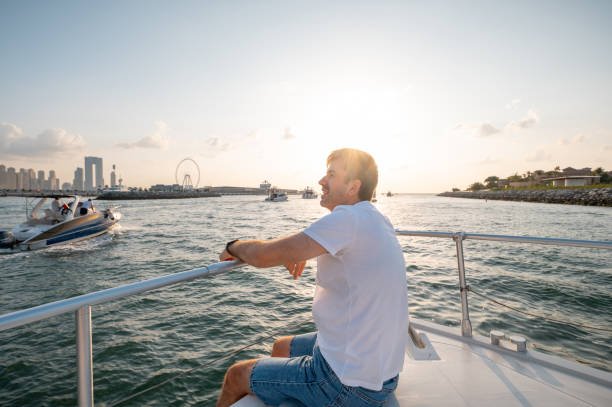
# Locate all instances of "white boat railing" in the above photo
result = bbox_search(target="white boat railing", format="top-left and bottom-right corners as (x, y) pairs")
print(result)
(0, 231), (610, 406)
(0, 259), (245, 407)
(395, 230), (612, 338)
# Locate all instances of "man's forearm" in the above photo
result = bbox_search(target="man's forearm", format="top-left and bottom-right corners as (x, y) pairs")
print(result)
(223, 233), (326, 268)
(226, 240), (275, 267)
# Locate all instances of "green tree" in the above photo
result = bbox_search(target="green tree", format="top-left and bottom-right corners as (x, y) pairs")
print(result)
(484, 176), (499, 188)
(452, 187), (460, 192)
(507, 173), (522, 182)
(592, 167), (610, 183)
(468, 182), (486, 191)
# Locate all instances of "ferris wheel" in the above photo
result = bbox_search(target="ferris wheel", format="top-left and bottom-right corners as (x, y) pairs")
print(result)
(175, 158), (200, 190)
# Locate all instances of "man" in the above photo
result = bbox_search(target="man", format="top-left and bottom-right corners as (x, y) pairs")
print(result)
(217, 148), (408, 407)
(80, 198), (94, 215)
(50, 197), (64, 221)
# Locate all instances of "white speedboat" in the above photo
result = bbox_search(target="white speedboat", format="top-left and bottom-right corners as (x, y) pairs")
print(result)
(301, 186), (318, 199)
(0, 195), (121, 251)
(265, 189), (288, 202)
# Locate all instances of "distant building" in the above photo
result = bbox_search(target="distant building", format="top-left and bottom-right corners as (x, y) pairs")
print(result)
(84, 156), (104, 191)
(110, 164), (117, 187)
(260, 180), (271, 191)
(6, 167), (17, 189)
(150, 184), (182, 192)
(509, 180), (538, 188)
(62, 182), (73, 191)
(17, 168), (26, 190)
(73, 167), (84, 191)
(542, 175), (601, 187)
(37, 170), (45, 190)
(27, 169), (36, 190)
(0, 164), (6, 189)
(48, 170), (60, 191)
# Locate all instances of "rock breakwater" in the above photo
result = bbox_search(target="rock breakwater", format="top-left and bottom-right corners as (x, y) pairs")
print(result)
(438, 188), (612, 206)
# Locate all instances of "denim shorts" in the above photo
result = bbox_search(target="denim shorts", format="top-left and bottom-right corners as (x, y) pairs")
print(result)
(250, 332), (398, 406)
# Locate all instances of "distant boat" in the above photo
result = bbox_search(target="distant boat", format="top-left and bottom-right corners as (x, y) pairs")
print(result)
(265, 188), (288, 202)
(302, 187), (318, 199)
(386, 191), (393, 197)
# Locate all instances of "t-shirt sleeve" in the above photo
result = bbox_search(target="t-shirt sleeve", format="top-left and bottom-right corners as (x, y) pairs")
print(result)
(303, 206), (355, 256)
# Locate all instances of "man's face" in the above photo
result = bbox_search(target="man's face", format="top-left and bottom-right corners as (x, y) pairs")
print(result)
(318, 158), (358, 211)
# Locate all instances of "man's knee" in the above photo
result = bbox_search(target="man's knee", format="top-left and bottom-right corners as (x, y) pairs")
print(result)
(225, 359), (256, 390)
(271, 335), (293, 357)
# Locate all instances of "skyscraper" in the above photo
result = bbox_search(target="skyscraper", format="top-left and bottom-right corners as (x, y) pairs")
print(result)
(49, 170), (59, 191)
(37, 170), (45, 190)
(17, 168), (26, 190)
(6, 167), (17, 189)
(27, 169), (36, 190)
(110, 164), (116, 187)
(73, 167), (84, 191)
(0, 165), (6, 189)
(84, 156), (104, 190)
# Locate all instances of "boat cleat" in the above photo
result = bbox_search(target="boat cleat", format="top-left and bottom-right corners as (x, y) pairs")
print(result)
(490, 330), (528, 352)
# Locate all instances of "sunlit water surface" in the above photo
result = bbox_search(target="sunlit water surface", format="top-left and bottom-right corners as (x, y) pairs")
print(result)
(0, 194), (610, 406)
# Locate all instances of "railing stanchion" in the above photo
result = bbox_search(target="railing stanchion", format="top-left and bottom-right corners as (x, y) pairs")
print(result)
(454, 232), (472, 337)
(76, 305), (94, 407)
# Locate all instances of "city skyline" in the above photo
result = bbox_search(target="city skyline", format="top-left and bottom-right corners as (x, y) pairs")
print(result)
(1, 1), (611, 192)
(0, 156), (122, 191)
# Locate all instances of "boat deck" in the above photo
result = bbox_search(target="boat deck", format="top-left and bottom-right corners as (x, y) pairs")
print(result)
(233, 318), (611, 407)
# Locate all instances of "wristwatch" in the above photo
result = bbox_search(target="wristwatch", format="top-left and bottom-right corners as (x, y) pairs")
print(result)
(225, 239), (239, 257)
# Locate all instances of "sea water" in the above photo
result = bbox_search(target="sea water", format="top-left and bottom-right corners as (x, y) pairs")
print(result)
(0, 195), (610, 406)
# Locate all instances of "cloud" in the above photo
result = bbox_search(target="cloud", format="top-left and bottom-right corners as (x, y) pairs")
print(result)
(116, 121), (169, 149)
(478, 123), (501, 137)
(507, 109), (539, 130)
(505, 99), (521, 109)
(525, 149), (551, 162)
(558, 133), (587, 146)
(205, 137), (230, 151)
(454, 122), (501, 137)
(282, 127), (295, 140)
(0, 122), (86, 158)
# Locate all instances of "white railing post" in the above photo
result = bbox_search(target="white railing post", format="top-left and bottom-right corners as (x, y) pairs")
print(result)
(76, 305), (94, 407)
(453, 232), (472, 337)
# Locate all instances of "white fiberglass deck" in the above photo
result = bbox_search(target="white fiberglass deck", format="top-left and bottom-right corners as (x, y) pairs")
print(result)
(233, 318), (611, 407)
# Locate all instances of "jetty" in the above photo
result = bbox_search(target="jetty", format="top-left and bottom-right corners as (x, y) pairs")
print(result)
(439, 187), (612, 206)
(96, 190), (221, 200)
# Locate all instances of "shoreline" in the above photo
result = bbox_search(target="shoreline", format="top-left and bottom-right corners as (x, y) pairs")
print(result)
(438, 188), (612, 206)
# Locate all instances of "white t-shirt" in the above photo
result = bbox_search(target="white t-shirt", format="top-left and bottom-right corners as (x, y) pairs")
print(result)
(303, 201), (408, 390)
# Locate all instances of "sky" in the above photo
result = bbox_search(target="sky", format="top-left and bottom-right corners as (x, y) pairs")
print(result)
(1, 0), (611, 192)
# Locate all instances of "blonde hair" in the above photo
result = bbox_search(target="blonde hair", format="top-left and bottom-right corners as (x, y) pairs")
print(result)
(327, 148), (378, 201)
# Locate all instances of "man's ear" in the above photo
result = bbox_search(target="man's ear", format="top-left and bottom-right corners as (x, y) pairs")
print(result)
(348, 179), (362, 198)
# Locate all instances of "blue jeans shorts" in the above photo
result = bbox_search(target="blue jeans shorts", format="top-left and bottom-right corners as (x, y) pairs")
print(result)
(250, 332), (398, 406)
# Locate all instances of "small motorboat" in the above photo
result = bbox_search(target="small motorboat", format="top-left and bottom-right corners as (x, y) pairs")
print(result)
(264, 188), (288, 202)
(0, 195), (121, 251)
(301, 187), (318, 199)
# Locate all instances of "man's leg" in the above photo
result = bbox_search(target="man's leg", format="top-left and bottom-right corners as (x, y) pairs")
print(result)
(271, 335), (293, 357)
(216, 358), (258, 407)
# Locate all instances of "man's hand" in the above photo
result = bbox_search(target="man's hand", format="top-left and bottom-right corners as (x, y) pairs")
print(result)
(285, 260), (306, 280)
(219, 249), (235, 261)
